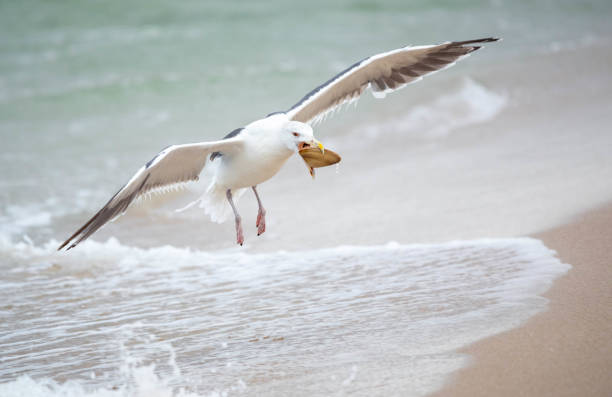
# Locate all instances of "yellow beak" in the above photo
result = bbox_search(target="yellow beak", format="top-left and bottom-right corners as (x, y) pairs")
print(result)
(313, 139), (324, 154)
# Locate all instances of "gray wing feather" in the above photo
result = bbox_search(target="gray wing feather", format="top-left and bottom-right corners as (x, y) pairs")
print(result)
(58, 138), (243, 250)
(287, 38), (499, 124)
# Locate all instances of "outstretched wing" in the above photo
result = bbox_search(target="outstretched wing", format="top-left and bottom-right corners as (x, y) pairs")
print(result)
(286, 38), (499, 124)
(58, 138), (243, 250)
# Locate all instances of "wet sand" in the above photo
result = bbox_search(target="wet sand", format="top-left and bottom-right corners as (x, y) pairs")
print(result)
(432, 203), (612, 397)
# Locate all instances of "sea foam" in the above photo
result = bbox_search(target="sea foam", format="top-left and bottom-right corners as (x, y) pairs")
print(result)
(358, 78), (507, 140)
(0, 236), (569, 397)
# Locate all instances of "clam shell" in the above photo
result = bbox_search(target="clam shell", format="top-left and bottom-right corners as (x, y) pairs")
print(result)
(298, 147), (342, 168)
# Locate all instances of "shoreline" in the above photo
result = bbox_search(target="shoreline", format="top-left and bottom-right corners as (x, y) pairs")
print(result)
(431, 203), (612, 397)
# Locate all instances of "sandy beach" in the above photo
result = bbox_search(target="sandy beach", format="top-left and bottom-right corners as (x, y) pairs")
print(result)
(433, 203), (612, 397)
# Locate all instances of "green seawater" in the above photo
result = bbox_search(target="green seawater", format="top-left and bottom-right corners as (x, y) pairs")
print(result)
(1, 0), (611, 238)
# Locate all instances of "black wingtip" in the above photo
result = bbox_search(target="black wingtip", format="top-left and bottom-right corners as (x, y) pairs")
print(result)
(475, 37), (501, 43)
(455, 37), (501, 46)
(56, 241), (74, 251)
(57, 240), (69, 251)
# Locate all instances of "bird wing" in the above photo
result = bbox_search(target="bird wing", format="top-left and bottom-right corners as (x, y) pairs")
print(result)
(58, 138), (243, 250)
(286, 38), (499, 124)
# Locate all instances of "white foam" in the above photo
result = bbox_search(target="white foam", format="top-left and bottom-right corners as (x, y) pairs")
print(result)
(0, 365), (213, 397)
(0, 235), (569, 397)
(0, 321), (245, 397)
(0, 203), (55, 239)
(359, 78), (507, 140)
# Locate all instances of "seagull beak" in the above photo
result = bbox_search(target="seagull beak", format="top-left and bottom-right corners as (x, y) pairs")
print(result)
(312, 139), (324, 154)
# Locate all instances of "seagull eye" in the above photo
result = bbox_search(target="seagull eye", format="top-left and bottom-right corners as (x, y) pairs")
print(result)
(292, 132), (299, 137)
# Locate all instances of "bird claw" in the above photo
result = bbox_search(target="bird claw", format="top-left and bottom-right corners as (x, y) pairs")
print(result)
(237, 231), (244, 246)
(256, 210), (266, 236)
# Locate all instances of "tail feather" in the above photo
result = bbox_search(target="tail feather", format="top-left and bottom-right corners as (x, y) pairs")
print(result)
(176, 181), (244, 223)
(203, 183), (245, 223)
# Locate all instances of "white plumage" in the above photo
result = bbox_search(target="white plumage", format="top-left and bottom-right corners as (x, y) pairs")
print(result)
(58, 37), (498, 250)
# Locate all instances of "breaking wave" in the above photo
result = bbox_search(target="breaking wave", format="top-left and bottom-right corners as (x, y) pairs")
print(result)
(1, 235), (568, 396)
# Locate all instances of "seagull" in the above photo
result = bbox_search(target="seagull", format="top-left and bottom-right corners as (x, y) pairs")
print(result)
(58, 37), (499, 250)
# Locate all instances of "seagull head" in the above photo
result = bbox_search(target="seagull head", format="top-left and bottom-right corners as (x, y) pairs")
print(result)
(282, 121), (324, 154)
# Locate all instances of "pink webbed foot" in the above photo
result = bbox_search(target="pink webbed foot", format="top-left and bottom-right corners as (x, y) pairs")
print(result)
(256, 208), (266, 236)
(252, 186), (267, 237)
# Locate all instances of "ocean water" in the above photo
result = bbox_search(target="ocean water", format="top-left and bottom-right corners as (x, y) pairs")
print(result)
(2, 0), (612, 396)
(0, 237), (569, 396)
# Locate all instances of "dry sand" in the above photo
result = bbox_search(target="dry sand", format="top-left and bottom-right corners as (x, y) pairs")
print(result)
(432, 204), (612, 397)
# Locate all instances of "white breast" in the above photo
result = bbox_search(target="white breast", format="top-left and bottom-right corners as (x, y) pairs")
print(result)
(214, 114), (294, 189)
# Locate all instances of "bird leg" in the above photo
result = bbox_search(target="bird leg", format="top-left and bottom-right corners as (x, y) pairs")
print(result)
(226, 189), (244, 246)
(252, 186), (266, 236)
